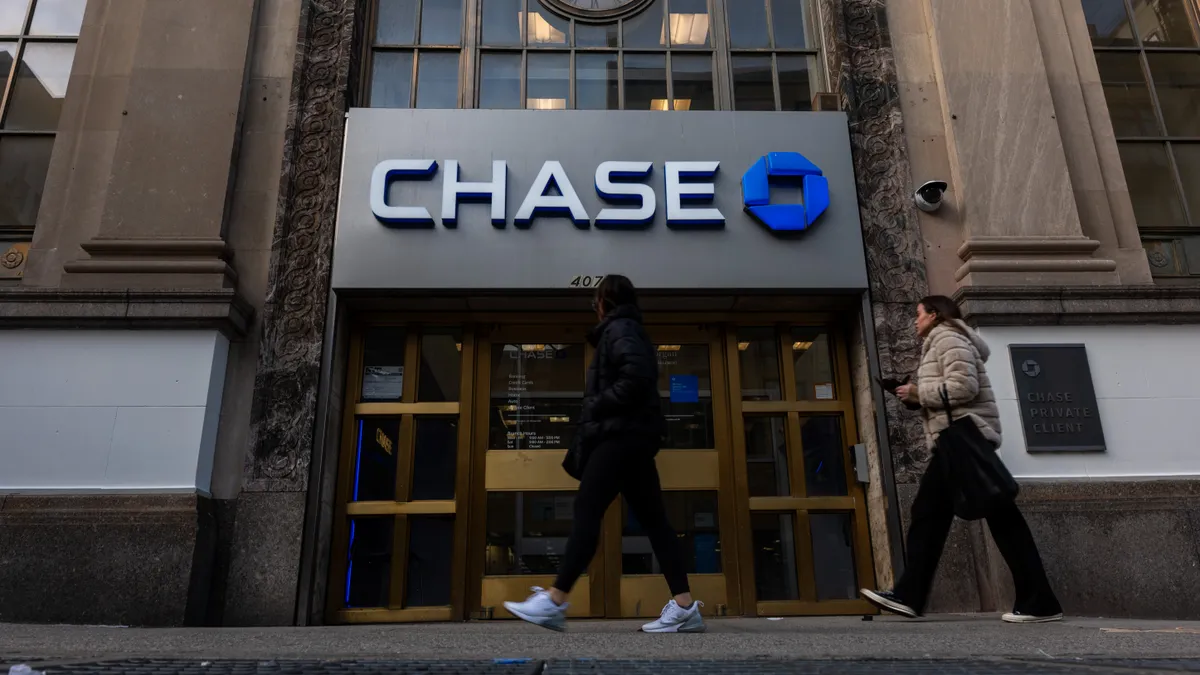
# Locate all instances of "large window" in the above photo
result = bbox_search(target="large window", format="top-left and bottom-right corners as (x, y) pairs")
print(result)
(366, 0), (465, 108)
(0, 0), (84, 246)
(1084, 0), (1200, 276)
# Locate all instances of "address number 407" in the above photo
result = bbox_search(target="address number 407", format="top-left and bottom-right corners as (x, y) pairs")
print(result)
(569, 275), (605, 289)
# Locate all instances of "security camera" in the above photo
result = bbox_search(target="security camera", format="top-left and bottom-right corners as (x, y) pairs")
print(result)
(914, 180), (948, 213)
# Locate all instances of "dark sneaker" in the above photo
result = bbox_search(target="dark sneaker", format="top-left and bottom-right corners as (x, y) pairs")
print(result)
(1002, 611), (1063, 624)
(860, 589), (920, 619)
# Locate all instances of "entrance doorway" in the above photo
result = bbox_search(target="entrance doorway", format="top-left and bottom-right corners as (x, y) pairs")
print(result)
(328, 312), (877, 623)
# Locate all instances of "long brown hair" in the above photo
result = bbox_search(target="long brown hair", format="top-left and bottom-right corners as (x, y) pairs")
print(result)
(594, 274), (638, 314)
(918, 295), (962, 325)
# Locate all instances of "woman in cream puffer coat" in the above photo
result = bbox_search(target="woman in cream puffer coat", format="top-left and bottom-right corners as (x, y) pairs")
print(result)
(860, 296), (1063, 624)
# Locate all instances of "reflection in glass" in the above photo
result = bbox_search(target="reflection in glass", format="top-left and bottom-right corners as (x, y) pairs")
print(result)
(727, 0), (769, 48)
(0, 134), (53, 229)
(411, 418), (457, 500)
(671, 54), (714, 111)
(745, 416), (789, 497)
(779, 55), (814, 111)
(623, 491), (721, 574)
(656, 344), (715, 448)
(486, 491), (576, 574)
(732, 55), (774, 111)
(667, 0), (710, 47)
(1174, 143), (1200, 218)
(370, 50), (414, 108)
(3, 43), (75, 131)
(527, 52), (569, 110)
(376, 0), (419, 44)
(802, 416), (847, 497)
(792, 328), (835, 401)
(575, 21), (619, 47)
(624, 53), (667, 111)
(1095, 52), (1160, 137)
(1147, 53), (1200, 137)
(526, 4), (568, 45)
(1082, 0), (1137, 46)
(489, 343), (583, 450)
(420, 0), (463, 44)
(344, 517), (393, 608)
(0, 2), (26, 34)
(752, 513), (799, 601)
(481, 0), (522, 45)
(1119, 142), (1188, 227)
(29, 0), (85, 36)
(623, 0), (665, 47)
(738, 328), (782, 401)
(416, 51), (459, 108)
(576, 52), (619, 110)
(771, 0), (815, 48)
(811, 513), (858, 600)
(352, 418), (400, 502)
(406, 516), (455, 606)
(361, 327), (407, 401)
(1130, 0), (1200, 47)
(418, 330), (462, 402)
(479, 52), (521, 109)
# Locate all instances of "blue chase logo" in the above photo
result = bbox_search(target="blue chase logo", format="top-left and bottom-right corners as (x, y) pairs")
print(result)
(741, 152), (830, 232)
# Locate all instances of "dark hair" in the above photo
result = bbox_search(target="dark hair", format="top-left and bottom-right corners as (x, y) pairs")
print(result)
(918, 295), (962, 323)
(595, 274), (638, 312)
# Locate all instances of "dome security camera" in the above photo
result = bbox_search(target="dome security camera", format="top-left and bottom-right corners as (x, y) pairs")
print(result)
(914, 180), (948, 213)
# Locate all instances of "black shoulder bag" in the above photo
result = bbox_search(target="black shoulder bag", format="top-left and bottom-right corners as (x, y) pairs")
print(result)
(936, 385), (1019, 520)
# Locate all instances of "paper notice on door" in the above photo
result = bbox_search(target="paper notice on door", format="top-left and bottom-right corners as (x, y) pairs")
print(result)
(814, 383), (835, 400)
(362, 365), (404, 400)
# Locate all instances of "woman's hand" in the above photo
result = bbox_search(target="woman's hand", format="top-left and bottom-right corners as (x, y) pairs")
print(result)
(895, 383), (915, 401)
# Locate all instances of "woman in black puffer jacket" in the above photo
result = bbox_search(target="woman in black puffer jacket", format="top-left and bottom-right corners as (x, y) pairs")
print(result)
(504, 275), (704, 634)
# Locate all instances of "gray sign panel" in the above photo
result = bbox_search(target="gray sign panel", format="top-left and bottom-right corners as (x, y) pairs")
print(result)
(1009, 344), (1107, 453)
(332, 109), (868, 291)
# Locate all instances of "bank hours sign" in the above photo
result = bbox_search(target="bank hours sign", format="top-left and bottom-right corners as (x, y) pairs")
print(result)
(1008, 344), (1106, 453)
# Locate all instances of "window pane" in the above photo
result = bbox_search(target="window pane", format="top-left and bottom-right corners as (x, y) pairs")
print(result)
(576, 52), (619, 110)
(486, 491), (575, 574)
(411, 417), (457, 500)
(732, 55), (774, 110)
(0, 41), (12, 82)
(420, 0), (462, 44)
(405, 516), (454, 606)
(792, 327), (835, 401)
(575, 22), (618, 47)
(1147, 52), (1200, 137)
(622, 491), (721, 574)
(344, 517), (393, 608)
(1095, 52), (1160, 136)
(752, 513), (799, 601)
(778, 55), (813, 111)
(801, 416), (847, 497)
(526, 3), (568, 45)
(361, 327), (407, 401)
(29, 0), (84, 36)
(772, 0), (816, 48)
(738, 327), (781, 401)
(1081, 0), (1138, 46)
(376, 0), (418, 44)
(3, 43), (74, 131)
(479, 52), (521, 109)
(657, 344), (715, 448)
(811, 513), (858, 601)
(415, 51), (459, 108)
(527, 52), (569, 109)
(370, 50), (414, 108)
(352, 418), (399, 502)
(1130, 0), (1199, 47)
(671, 53), (713, 110)
(624, 0), (665, 47)
(418, 330), (461, 401)
(481, 0), (522, 46)
(1174, 143), (1200, 223)
(624, 53), (668, 110)
(0, 0), (27, 33)
(1119, 142), (1189, 227)
(0, 134), (54, 230)
(489, 343), (584, 450)
(727, 0), (769, 48)
(745, 416), (790, 497)
(668, 0), (710, 48)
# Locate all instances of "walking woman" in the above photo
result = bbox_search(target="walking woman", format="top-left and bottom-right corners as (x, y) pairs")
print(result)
(504, 275), (704, 633)
(861, 295), (1063, 624)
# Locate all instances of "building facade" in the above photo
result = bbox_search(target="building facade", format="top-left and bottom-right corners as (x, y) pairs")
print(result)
(0, 0), (1198, 626)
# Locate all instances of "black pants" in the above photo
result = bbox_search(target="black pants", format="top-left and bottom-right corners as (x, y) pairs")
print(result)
(553, 437), (691, 596)
(894, 452), (1062, 616)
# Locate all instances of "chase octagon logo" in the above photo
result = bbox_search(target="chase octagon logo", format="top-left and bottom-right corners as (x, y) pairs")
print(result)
(741, 152), (830, 232)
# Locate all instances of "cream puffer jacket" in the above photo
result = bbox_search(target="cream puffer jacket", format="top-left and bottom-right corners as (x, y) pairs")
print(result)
(901, 319), (1002, 450)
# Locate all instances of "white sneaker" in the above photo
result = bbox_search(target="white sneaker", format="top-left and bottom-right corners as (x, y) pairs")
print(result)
(1002, 611), (1063, 624)
(503, 587), (568, 632)
(640, 599), (706, 633)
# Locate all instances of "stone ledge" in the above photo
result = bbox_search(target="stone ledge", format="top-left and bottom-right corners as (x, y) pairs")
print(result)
(0, 288), (253, 337)
(955, 285), (1200, 325)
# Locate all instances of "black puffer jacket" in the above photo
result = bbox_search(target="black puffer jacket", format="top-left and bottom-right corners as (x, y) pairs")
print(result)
(563, 304), (664, 479)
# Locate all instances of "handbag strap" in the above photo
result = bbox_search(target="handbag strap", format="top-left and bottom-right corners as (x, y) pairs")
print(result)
(940, 384), (957, 422)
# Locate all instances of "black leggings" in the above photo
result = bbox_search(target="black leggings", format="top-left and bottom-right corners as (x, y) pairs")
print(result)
(553, 437), (691, 596)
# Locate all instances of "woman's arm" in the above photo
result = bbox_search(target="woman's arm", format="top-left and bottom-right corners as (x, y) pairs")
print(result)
(917, 332), (980, 409)
(591, 329), (656, 417)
